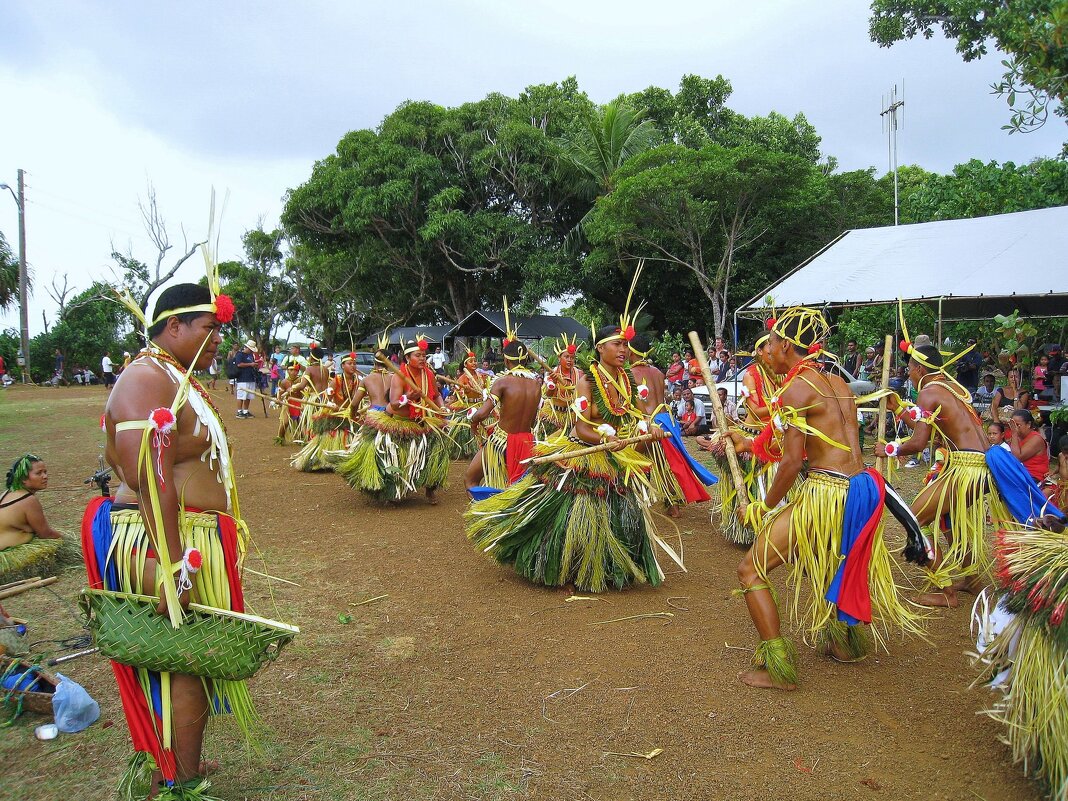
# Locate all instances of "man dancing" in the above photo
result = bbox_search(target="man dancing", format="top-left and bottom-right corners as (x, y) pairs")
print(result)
(875, 333), (1064, 607)
(629, 333), (715, 518)
(85, 281), (290, 797)
(732, 307), (922, 690)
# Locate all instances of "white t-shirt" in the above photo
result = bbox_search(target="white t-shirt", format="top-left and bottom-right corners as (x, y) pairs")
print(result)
(101, 356), (114, 374)
(429, 352), (447, 370)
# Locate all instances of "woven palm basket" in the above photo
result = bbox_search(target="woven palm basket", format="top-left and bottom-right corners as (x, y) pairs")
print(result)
(81, 589), (299, 681)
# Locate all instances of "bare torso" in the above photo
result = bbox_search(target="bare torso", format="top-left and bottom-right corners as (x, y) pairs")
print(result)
(920, 378), (988, 452)
(0, 491), (38, 549)
(362, 371), (391, 407)
(784, 367), (864, 476)
(630, 363), (666, 416)
(490, 373), (542, 434)
(106, 358), (228, 511)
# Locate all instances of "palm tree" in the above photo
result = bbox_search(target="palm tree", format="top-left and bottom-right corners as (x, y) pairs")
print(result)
(555, 100), (661, 252)
(0, 232), (18, 312)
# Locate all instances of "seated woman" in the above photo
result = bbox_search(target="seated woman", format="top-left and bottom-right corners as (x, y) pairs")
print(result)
(1008, 411), (1050, 486)
(0, 454), (63, 552)
(988, 369), (1020, 422)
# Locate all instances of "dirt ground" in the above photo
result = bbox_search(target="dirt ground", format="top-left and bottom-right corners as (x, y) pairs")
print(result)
(0, 384), (1042, 801)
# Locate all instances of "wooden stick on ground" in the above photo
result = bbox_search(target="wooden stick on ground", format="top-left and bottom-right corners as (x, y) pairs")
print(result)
(687, 331), (748, 516)
(0, 575), (58, 601)
(874, 334), (894, 477)
(0, 576), (41, 593)
(525, 433), (658, 465)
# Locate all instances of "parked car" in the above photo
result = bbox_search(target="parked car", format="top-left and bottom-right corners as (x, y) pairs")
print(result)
(691, 360), (876, 425)
(331, 351), (378, 375)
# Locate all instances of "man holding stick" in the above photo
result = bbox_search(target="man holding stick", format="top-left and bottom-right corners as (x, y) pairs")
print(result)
(723, 307), (922, 690)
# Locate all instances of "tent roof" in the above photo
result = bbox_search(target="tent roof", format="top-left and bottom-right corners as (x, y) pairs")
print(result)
(740, 205), (1068, 320)
(447, 310), (589, 340)
(358, 325), (452, 347)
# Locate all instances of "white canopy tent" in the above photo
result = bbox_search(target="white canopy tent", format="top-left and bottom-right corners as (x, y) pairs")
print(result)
(739, 205), (1068, 326)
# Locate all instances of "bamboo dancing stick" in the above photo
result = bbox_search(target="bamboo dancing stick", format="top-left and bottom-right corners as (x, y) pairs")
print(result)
(687, 331), (748, 516)
(525, 433), (658, 465)
(250, 389), (335, 411)
(0, 576), (41, 593)
(0, 576), (57, 600)
(875, 333), (894, 477)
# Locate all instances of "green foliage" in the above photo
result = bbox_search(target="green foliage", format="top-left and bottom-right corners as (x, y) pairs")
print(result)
(903, 158), (1068, 222)
(216, 226), (298, 348)
(650, 331), (687, 368)
(0, 231), (18, 312)
(869, 1), (1068, 138)
(994, 309), (1039, 369)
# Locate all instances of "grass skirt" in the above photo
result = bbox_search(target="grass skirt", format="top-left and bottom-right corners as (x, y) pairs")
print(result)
(481, 427), (511, 490)
(82, 501), (254, 793)
(760, 470), (923, 649)
(0, 536), (62, 578)
(446, 411), (479, 460)
(336, 410), (451, 502)
(290, 420), (351, 473)
(465, 434), (662, 591)
(978, 526), (1068, 800)
(924, 450), (1009, 589)
(536, 400), (570, 438)
(709, 451), (765, 546)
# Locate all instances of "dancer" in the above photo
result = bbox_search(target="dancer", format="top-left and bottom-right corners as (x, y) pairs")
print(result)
(875, 325), (1064, 607)
(466, 278), (679, 592)
(291, 352), (361, 471)
(337, 335), (450, 504)
(629, 333), (715, 518)
(731, 306), (923, 690)
(464, 331), (541, 495)
(85, 277), (289, 799)
(274, 362), (303, 444)
(446, 350), (489, 460)
(537, 335), (580, 436)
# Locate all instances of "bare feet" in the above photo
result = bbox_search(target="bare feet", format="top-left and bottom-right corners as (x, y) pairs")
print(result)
(667, 504), (681, 519)
(915, 589), (959, 608)
(738, 668), (796, 691)
(199, 759), (219, 777)
(425, 488), (439, 506)
(820, 641), (868, 664)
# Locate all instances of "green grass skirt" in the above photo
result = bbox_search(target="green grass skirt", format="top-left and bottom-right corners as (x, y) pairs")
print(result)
(336, 411), (451, 502)
(465, 434), (662, 591)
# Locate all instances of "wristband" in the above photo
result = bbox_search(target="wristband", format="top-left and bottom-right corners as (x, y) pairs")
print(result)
(397, 394), (409, 407)
(636, 419), (649, 434)
(596, 423), (617, 439)
(176, 547), (202, 594)
(884, 440), (901, 458)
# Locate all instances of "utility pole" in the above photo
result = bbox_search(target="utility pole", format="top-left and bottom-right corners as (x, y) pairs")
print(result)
(880, 84), (905, 226)
(16, 170), (28, 382)
(0, 169), (29, 381)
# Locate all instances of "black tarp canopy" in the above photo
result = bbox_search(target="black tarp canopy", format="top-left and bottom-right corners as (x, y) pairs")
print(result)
(447, 311), (589, 340)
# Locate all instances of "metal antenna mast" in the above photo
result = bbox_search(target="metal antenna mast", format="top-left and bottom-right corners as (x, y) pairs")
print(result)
(880, 83), (905, 226)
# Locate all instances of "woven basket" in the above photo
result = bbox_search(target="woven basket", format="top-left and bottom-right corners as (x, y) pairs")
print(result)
(81, 589), (298, 681)
(1, 657), (59, 715)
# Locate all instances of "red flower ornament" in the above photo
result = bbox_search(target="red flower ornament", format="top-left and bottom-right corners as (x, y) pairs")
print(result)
(417, 339), (428, 351)
(573, 396), (590, 414)
(149, 407), (177, 433)
(899, 340), (911, 354)
(213, 293), (236, 324)
(765, 317), (776, 331)
(623, 325), (636, 341)
(185, 547), (203, 572)
(566, 344), (577, 355)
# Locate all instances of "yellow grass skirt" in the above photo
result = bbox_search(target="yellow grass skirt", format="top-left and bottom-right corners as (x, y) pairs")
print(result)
(336, 410), (451, 501)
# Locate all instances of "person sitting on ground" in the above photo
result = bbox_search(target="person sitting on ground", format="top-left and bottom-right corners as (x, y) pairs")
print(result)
(717, 387), (739, 422)
(679, 399), (698, 431)
(676, 388), (707, 436)
(0, 454), (63, 551)
(665, 352), (685, 392)
(1043, 434), (1068, 506)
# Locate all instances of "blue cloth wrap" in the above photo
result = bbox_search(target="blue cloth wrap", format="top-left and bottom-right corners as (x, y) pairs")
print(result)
(985, 445), (1064, 523)
(653, 411), (718, 485)
(825, 470), (880, 625)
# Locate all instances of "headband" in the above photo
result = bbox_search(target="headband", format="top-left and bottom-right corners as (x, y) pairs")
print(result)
(771, 306), (830, 355)
(6, 453), (41, 491)
(403, 335), (429, 356)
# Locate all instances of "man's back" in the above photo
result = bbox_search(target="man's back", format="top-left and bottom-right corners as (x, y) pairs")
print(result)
(921, 379), (988, 452)
(493, 373), (542, 433)
(782, 368), (863, 474)
(631, 363), (666, 415)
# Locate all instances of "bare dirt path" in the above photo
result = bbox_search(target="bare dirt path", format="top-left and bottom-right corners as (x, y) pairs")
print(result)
(0, 384), (1038, 800)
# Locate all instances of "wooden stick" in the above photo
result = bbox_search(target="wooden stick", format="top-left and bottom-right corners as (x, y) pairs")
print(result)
(875, 333), (895, 477)
(688, 331), (747, 515)
(0, 576), (58, 600)
(252, 389), (335, 411)
(0, 576), (41, 593)
(526, 433), (658, 465)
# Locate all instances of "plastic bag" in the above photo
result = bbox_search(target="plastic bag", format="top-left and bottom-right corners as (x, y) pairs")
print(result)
(51, 673), (99, 733)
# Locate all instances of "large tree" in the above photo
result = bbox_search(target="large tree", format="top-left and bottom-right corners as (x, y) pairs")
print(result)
(0, 231), (17, 312)
(869, 1), (1068, 137)
(215, 226), (299, 349)
(583, 143), (826, 338)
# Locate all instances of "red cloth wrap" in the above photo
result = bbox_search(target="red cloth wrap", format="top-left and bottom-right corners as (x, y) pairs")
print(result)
(505, 432), (535, 483)
(660, 439), (711, 503)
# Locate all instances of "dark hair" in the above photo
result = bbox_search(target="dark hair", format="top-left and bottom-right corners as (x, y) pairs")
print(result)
(629, 333), (651, 354)
(593, 326), (621, 353)
(1011, 409), (1035, 428)
(503, 340), (528, 361)
(6, 453), (41, 491)
(148, 284), (213, 338)
(1059, 434), (1068, 454)
(987, 421), (1005, 436)
(910, 345), (944, 369)
(310, 346), (325, 360)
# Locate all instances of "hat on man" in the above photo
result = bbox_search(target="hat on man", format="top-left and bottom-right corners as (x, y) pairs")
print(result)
(244, 339), (258, 351)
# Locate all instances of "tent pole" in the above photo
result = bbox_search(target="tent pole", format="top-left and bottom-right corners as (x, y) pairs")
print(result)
(937, 296), (944, 346)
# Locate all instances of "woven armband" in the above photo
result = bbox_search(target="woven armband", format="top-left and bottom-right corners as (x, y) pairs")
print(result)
(884, 440), (901, 458)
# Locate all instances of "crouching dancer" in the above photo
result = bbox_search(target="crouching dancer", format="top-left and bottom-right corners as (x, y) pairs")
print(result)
(731, 307), (923, 690)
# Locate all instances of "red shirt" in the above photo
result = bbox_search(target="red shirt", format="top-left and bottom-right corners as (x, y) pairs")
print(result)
(1020, 430), (1049, 483)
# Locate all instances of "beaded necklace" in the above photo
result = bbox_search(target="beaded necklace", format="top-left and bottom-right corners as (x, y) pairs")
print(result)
(144, 347), (223, 422)
(590, 362), (633, 420)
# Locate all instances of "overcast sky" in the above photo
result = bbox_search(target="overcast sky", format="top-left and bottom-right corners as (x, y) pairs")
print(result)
(2, 0), (1064, 338)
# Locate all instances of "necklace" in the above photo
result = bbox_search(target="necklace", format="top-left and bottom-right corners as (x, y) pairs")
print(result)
(144, 347), (223, 422)
(591, 362), (631, 417)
